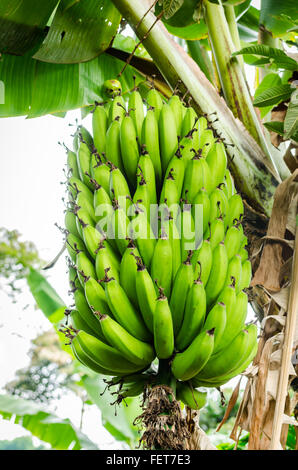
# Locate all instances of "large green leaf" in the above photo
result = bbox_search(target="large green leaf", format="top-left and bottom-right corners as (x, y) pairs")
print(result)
(233, 45), (298, 71)
(0, 394), (98, 450)
(34, 0), (121, 64)
(254, 73), (282, 118)
(253, 84), (292, 107)
(284, 94), (298, 141)
(81, 374), (141, 447)
(26, 267), (65, 319)
(0, 51), (143, 118)
(0, 0), (59, 55)
(260, 0), (298, 38)
(163, 20), (208, 40)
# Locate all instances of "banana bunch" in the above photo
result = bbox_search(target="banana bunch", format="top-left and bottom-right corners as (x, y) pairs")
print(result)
(63, 80), (256, 411)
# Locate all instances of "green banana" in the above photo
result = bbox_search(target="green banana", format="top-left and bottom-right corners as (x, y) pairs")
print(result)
(171, 328), (215, 381)
(105, 118), (125, 173)
(135, 256), (157, 333)
(98, 313), (155, 366)
(181, 107), (198, 139)
(182, 151), (212, 201)
(153, 288), (174, 359)
(109, 164), (132, 214)
(68, 176), (93, 206)
(70, 309), (98, 338)
(239, 259), (252, 291)
(146, 87), (163, 120)
(208, 186), (229, 225)
(73, 288), (104, 340)
(239, 247), (248, 262)
(164, 148), (185, 200)
(67, 148), (80, 179)
(92, 105), (108, 154)
(205, 142), (227, 192)
(199, 129), (215, 157)
(76, 251), (96, 285)
(202, 302), (227, 352)
(76, 141), (93, 190)
(162, 213), (181, 279)
(223, 169), (235, 199)
(65, 209), (81, 239)
(176, 273), (206, 351)
(84, 277), (112, 317)
(205, 241), (228, 307)
(138, 149), (157, 206)
(141, 108), (162, 187)
(208, 217), (225, 251)
(71, 335), (120, 376)
(75, 207), (95, 239)
(192, 189), (210, 235)
(226, 193), (244, 228)
(180, 203), (198, 261)
(150, 229), (173, 299)
(224, 254), (242, 293)
(119, 241), (140, 309)
(128, 87), (144, 143)
(176, 382), (207, 410)
(216, 290), (248, 353)
(66, 233), (87, 262)
(133, 174), (151, 221)
(103, 269), (151, 342)
(90, 153), (111, 194)
(224, 223), (242, 260)
(170, 252), (194, 335)
(108, 94), (126, 124)
(168, 94), (184, 136)
(120, 111), (139, 187)
(95, 241), (120, 284)
(128, 205), (156, 269)
(192, 239), (213, 286)
(109, 202), (130, 255)
(75, 329), (148, 374)
(159, 103), (178, 174)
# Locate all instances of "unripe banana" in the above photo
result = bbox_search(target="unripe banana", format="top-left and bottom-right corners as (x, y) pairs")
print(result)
(168, 94), (184, 136)
(150, 229), (173, 299)
(75, 190), (96, 223)
(208, 186), (229, 225)
(171, 328), (215, 381)
(138, 149), (157, 206)
(141, 109), (162, 187)
(128, 87), (144, 143)
(92, 105), (108, 154)
(135, 256), (157, 333)
(76, 251), (96, 285)
(109, 202), (130, 255)
(90, 153), (111, 194)
(162, 213), (181, 279)
(67, 149), (80, 179)
(153, 288), (174, 359)
(164, 148), (185, 200)
(109, 164), (132, 214)
(205, 241), (228, 307)
(192, 324), (257, 387)
(207, 217), (225, 250)
(103, 269), (151, 342)
(181, 107), (198, 139)
(159, 103), (178, 174)
(224, 223), (242, 260)
(76, 141), (93, 190)
(128, 206), (156, 269)
(73, 125), (93, 153)
(192, 189), (210, 235)
(66, 233), (87, 262)
(193, 327), (250, 382)
(176, 274), (206, 351)
(223, 169), (235, 199)
(73, 288), (104, 339)
(182, 151), (212, 201)
(80, 223), (107, 259)
(146, 88), (163, 120)
(98, 313), (154, 366)
(68, 176), (93, 206)
(192, 239), (213, 286)
(217, 289), (248, 353)
(205, 142), (227, 192)
(84, 277), (112, 317)
(75, 330), (147, 374)
(108, 94), (126, 124)
(120, 112), (139, 187)
(119, 241), (140, 308)
(202, 302), (226, 352)
(68, 266), (82, 292)
(224, 254), (242, 293)
(239, 259), (252, 291)
(226, 193), (244, 228)
(70, 309), (97, 338)
(176, 382), (207, 410)
(239, 247), (248, 262)
(75, 208), (95, 239)
(105, 118), (125, 174)
(199, 129), (215, 157)
(95, 242), (120, 285)
(65, 209), (81, 239)
(180, 203), (198, 261)
(170, 252), (194, 335)
(133, 175), (151, 221)
(71, 335), (119, 376)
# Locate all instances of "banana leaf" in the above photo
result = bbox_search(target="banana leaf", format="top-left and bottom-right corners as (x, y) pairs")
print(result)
(0, 394), (98, 450)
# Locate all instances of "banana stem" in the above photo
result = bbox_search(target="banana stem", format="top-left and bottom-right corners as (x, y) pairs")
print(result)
(157, 359), (176, 397)
(110, 0), (280, 217)
(223, 4), (244, 70)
